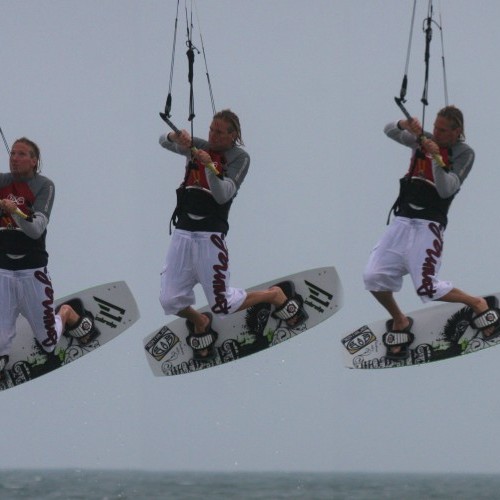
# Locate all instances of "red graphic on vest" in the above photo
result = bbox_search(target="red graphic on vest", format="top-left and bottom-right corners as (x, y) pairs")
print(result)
(186, 151), (225, 188)
(0, 182), (35, 228)
(408, 147), (450, 183)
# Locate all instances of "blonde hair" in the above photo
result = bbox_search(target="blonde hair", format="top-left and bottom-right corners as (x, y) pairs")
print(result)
(213, 109), (244, 146)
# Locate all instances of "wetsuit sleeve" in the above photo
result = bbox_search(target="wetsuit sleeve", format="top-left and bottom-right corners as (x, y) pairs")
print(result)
(159, 133), (190, 157)
(206, 148), (250, 204)
(384, 121), (419, 148)
(13, 176), (54, 239)
(433, 144), (475, 198)
(205, 170), (237, 204)
(33, 177), (55, 218)
(12, 212), (48, 239)
(159, 134), (210, 155)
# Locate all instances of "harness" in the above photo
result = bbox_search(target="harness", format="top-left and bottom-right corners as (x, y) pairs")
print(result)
(169, 150), (231, 235)
(389, 146), (454, 227)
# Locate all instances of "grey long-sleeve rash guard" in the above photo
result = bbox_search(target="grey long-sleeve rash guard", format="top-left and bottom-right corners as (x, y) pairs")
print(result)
(159, 133), (250, 204)
(384, 121), (475, 198)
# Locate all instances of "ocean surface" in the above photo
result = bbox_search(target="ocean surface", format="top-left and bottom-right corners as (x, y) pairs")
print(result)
(0, 470), (499, 499)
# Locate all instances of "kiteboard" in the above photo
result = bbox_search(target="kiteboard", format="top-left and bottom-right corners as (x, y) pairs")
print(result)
(341, 293), (500, 369)
(144, 266), (343, 376)
(0, 281), (140, 391)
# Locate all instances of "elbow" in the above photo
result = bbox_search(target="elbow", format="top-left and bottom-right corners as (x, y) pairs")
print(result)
(437, 186), (458, 199)
(212, 193), (230, 205)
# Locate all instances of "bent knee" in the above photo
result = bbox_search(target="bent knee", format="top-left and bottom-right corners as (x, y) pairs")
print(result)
(363, 271), (401, 292)
(363, 271), (384, 289)
(160, 295), (191, 316)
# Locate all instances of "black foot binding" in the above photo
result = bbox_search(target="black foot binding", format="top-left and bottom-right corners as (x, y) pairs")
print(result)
(186, 312), (218, 362)
(245, 303), (272, 349)
(63, 298), (101, 346)
(0, 355), (8, 383)
(471, 296), (500, 341)
(383, 318), (415, 361)
(271, 281), (309, 328)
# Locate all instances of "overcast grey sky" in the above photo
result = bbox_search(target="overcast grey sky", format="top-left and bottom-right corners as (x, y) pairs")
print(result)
(1, 0), (500, 473)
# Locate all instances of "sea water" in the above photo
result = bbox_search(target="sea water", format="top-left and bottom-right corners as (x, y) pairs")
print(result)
(0, 470), (499, 499)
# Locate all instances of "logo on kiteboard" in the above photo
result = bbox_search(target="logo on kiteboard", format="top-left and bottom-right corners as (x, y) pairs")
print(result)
(92, 296), (127, 328)
(303, 280), (334, 313)
(145, 326), (180, 361)
(342, 325), (377, 354)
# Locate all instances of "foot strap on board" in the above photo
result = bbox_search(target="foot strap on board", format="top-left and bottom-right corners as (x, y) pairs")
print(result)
(383, 318), (415, 361)
(63, 298), (101, 346)
(186, 313), (218, 361)
(471, 297), (500, 341)
(271, 281), (308, 327)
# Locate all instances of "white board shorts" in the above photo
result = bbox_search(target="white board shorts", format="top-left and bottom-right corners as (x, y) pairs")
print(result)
(159, 229), (247, 316)
(0, 266), (63, 356)
(363, 216), (453, 303)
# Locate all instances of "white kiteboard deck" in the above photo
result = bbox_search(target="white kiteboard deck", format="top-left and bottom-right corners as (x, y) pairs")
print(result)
(341, 293), (500, 369)
(144, 267), (343, 376)
(1, 281), (140, 391)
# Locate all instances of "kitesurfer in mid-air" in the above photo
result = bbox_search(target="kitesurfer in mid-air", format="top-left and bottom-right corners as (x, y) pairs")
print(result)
(159, 109), (308, 361)
(0, 138), (100, 380)
(363, 106), (500, 360)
